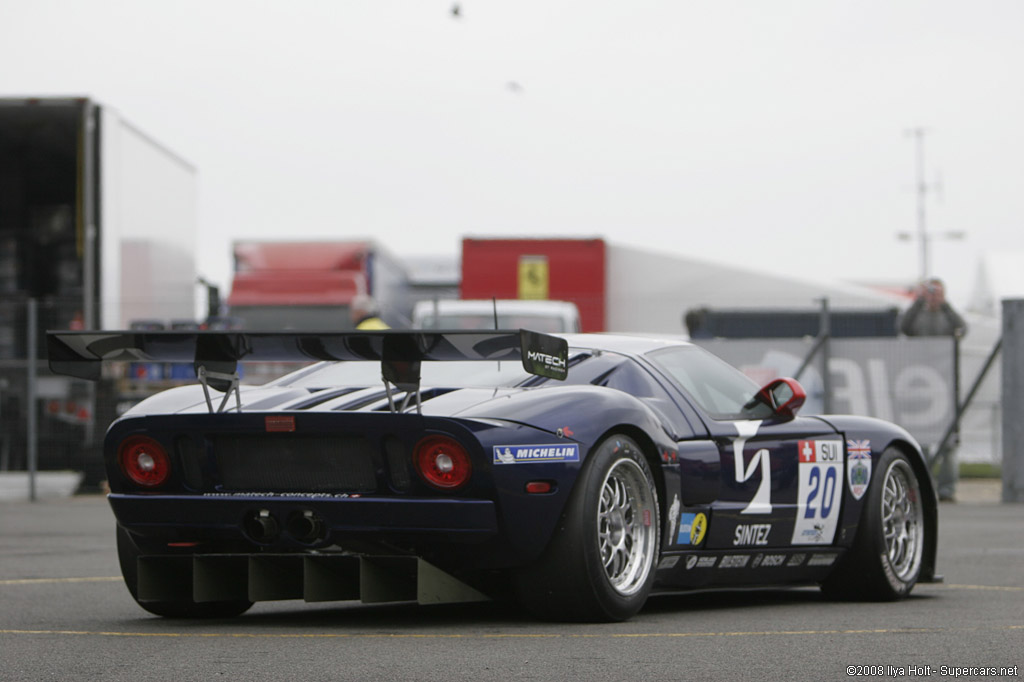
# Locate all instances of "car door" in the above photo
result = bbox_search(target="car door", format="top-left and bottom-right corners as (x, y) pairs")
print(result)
(701, 416), (845, 551)
(641, 344), (848, 554)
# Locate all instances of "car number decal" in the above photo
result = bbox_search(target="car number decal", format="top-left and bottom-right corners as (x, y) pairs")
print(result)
(791, 439), (844, 545)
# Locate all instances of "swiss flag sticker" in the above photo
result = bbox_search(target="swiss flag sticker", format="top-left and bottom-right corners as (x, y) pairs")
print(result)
(798, 440), (816, 463)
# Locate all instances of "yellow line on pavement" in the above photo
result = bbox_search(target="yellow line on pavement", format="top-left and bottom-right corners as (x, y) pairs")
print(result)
(0, 626), (937, 638)
(3, 579), (1019, 591)
(0, 576), (121, 586)
(2, 626), (1015, 641)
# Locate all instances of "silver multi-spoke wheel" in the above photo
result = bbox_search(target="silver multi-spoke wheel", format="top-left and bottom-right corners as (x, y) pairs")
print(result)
(820, 447), (929, 601)
(597, 458), (658, 597)
(514, 434), (660, 621)
(881, 459), (923, 582)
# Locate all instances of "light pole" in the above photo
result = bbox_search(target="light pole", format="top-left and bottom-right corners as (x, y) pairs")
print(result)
(897, 127), (964, 281)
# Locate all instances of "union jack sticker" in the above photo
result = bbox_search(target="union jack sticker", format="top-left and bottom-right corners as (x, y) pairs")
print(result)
(846, 440), (872, 500)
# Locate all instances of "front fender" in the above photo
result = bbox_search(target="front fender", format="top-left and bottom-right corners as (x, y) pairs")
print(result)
(813, 414), (939, 582)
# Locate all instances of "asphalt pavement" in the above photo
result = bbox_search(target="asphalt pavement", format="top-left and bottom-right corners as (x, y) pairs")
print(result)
(1, 488), (1021, 682)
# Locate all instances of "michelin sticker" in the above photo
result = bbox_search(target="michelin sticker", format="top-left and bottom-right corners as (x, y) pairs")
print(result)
(846, 439), (872, 501)
(493, 444), (580, 464)
(791, 439), (844, 545)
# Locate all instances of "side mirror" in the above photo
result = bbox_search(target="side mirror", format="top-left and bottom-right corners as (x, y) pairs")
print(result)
(748, 377), (806, 422)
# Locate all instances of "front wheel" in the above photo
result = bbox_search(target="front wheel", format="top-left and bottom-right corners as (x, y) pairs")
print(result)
(821, 447), (926, 600)
(514, 434), (661, 622)
(117, 526), (253, 618)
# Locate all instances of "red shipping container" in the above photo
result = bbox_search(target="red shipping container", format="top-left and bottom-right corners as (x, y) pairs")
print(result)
(460, 238), (606, 332)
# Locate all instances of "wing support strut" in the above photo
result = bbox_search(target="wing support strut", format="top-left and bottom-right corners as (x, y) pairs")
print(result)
(197, 365), (242, 414)
(381, 360), (422, 415)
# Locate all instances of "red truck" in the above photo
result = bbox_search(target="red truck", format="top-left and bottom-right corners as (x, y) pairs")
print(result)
(227, 241), (409, 329)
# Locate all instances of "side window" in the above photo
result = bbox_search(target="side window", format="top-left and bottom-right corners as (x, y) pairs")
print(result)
(599, 361), (698, 437)
(600, 363), (663, 398)
(646, 345), (761, 420)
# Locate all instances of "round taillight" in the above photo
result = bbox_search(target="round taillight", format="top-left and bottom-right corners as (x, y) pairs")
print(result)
(118, 436), (171, 488)
(414, 436), (472, 490)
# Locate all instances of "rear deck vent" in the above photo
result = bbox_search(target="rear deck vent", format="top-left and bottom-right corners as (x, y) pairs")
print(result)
(213, 434), (377, 492)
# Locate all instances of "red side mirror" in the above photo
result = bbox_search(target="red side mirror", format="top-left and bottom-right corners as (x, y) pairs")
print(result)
(754, 377), (806, 422)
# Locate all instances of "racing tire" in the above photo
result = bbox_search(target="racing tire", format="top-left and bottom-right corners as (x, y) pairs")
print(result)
(821, 447), (925, 601)
(514, 434), (661, 622)
(116, 526), (253, 619)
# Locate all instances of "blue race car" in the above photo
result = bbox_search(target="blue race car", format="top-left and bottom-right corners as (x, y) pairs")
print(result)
(48, 329), (938, 622)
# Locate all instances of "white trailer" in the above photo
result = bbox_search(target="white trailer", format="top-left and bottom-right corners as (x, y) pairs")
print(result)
(0, 97), (198, 485)
(0, 96), (198, 333)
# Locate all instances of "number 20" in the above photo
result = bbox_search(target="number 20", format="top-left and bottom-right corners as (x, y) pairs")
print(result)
(804, 467), (838, 519)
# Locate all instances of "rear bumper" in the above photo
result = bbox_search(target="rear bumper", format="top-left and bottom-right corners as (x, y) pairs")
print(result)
(109, 493), (499, 544)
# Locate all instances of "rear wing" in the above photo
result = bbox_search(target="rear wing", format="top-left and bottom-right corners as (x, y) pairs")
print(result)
(46, 329), (569, 413)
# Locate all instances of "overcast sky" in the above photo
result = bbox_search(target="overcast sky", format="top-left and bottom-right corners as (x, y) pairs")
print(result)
(3, 1), (1022, 307)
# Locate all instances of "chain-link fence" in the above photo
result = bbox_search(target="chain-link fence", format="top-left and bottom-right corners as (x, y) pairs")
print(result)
(1, 297), (1006, 500)
(693, 334), (1003, 474)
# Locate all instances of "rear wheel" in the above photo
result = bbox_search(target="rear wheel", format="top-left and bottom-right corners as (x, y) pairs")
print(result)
(514, 434), (661, 622)
(821, 447), (925, 600)
(116, 526), (253, 618)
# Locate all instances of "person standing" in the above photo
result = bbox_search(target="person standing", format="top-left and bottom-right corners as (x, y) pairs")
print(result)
(900, 278), (965, 502)
(350, 294), (389, 330)
(900, 278), (967, 338)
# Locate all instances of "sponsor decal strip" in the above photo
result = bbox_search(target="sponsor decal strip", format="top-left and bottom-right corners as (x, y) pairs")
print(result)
(667, 552), (828, 570)
(494, 444), (580, 464)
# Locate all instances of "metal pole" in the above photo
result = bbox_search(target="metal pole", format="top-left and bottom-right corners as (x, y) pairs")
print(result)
(909, 127), (930, 280)
(819, 298), (832, 414)
(1001, 299), (1024, 503)
(27, 298), (38, 502)
(0, 379), (7, 471)
(793, 335), (826, 383)
(929, 336), (1001, 466)
(81, 101), (98, 330)
(952, 334), (961, 459)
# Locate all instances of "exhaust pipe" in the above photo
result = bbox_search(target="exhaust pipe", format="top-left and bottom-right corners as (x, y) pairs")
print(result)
(286, 510), (326, 544)
(244, 509), (279, 543)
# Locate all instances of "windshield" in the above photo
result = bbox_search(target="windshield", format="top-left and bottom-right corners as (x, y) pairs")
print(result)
(275, 359), (534, 390)
(646, 345), (761, 420)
